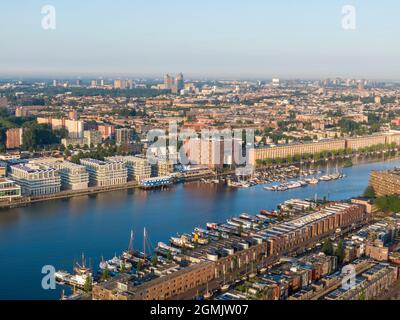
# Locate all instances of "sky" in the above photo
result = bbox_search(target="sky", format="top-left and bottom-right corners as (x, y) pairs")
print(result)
(0, 0), (400, 80)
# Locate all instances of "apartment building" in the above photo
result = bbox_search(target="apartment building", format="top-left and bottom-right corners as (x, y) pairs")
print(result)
(115, 128), (134, 145)
(80, 158), (127, 187)
(0, 178), (21, 201)
(106, 156), (151, 182)
(83, 130), (102, 147)
(369, 169), (400, 196)
(250, 133), (400, 165)
(9, 163), (61, 196)
(6, 128), (23, 149)
(30, 158), (89, 191)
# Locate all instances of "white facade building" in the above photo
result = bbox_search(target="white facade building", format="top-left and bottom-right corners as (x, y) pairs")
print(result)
(80, 158), (128, 187)
(106, 156), (151, 182)
(10, 163), (61, 196)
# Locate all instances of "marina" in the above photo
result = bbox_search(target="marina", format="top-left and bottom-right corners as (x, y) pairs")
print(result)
(0, 159), (399, 299)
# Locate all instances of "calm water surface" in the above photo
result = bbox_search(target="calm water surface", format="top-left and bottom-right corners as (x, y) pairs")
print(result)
(0, 159), (399, 299)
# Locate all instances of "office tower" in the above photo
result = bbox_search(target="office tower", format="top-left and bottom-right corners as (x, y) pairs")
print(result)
(76, 79), (82, 86)
(176, 73), (184, 93)
(114, 79), (126, 89)
(90, 80), (98, 87)
(52, 80), (58, 87)
(164, 74), (174, 91)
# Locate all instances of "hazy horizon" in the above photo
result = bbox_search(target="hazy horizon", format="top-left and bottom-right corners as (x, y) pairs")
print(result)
(1, 1), (400, 80)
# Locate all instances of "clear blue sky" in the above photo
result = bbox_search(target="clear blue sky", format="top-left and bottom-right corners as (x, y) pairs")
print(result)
(1, 0), (399, 79)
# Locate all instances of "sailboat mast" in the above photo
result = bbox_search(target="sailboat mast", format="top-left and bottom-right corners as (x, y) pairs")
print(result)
(143, 227), (147, 259)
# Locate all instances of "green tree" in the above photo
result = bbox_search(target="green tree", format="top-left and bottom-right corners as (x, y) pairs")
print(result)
(322, 239), (334, 256)
(151, 256), (158, 267)
(83, 276), (92, 292)
(101, 269), (110, 281)
(335, 240), (345, 264)
(363, 186), (376, 199)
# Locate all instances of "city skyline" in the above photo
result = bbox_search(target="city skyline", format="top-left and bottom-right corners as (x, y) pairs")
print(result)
(1, 1), (400, 79)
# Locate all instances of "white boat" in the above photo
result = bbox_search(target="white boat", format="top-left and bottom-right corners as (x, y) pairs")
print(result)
(309, 178), (319, 185)
(221, 284), (230, 292)
(207, 223), (219, 230)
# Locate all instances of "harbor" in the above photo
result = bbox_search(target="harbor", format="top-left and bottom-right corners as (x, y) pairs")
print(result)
(0, 158), (399, 299)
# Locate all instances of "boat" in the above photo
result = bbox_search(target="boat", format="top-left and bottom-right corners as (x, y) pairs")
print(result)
(207, 223), (219, 230)
(240, 213), (253, 221)
(221, 284), (230, 292)
(319, 175), (332, 181)
(309, 178), (319, 185)
(55, 271), (71, 284)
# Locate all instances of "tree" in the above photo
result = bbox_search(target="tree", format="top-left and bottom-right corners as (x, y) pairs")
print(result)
(335, 240), (345, 264)
(101, 269), (110, 281)
(363, 186), (376, 199)
(376, 195), (400, 212)
(322, 239), (334, 256)
(83, 275), (92, 292)
(136, 260), (143, 272)
(151, 256), (158, 267)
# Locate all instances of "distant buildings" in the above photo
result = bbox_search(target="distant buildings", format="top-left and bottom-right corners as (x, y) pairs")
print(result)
(6, 128), (23, 149)
(369, 168), (400, 197)
(83, 130), (102, 147)
(37, 117), (84, 139)
(80, 158), (128, 187)
(10, 163), (61, 196)
(114, 79), (125, 90)
(250, 133), (400, 165)
(0, 96), (8, 108)
(115, 128), (134, 146)
(163, 73), (184, 94)
(98, 124), (115, 140)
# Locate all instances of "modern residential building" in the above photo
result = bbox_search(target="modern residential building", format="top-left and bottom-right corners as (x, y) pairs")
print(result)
(0, 178), (21, 201)
(30, 158), (89, 191)
(106, 156), (151, 182)
(9, 163), (61, 196)
(80, 158), (128, 187)
(369, 169), (400, 196)
(156, 159), (174, 177)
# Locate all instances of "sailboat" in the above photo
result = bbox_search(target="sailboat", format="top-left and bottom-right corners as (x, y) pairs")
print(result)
(122, 230), (135, 260)
(203, 282), (212, 300)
